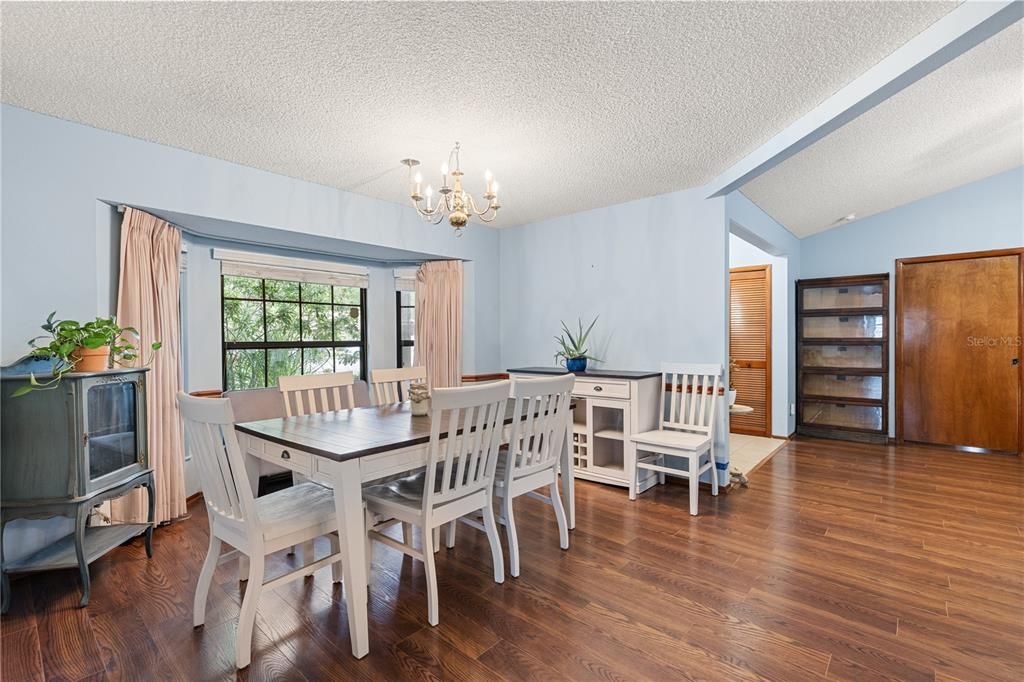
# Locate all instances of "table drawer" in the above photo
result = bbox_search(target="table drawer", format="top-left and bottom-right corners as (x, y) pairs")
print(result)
(241, 434), (312, 476)
(573, 379), (630, 400)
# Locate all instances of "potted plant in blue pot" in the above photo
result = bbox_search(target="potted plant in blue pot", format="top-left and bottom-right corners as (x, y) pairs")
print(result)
(554, 317), (600, 372)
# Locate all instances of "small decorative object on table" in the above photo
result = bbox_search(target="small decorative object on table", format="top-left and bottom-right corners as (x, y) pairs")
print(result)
(555, 316), (600, 373)
(408, 382), (430, 416)
(727, 358), (738, 406)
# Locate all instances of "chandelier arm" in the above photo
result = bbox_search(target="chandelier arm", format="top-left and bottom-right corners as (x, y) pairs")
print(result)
(465, 194), (496, 217)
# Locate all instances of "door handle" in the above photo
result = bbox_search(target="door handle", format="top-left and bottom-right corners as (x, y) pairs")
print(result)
(593, 385), (603, 392)
(280, 450), (291, 460)
(1013, 358), (1020, 366)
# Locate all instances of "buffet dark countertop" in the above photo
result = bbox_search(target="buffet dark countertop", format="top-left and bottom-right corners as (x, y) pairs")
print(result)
(507, 367), (662, 380)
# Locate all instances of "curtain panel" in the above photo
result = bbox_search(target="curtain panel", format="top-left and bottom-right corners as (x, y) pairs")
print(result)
(415, 260), (463, 389)
(111, 208), (188, 525)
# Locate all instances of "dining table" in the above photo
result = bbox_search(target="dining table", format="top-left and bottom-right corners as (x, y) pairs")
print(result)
(234, 399), (576, 658)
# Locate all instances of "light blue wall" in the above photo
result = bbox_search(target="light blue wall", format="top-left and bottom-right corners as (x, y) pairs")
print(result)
(726, 191), (802, 436)
(0, 104), (501, 372)
(729, 234), (790, 437)
(800, 166), (1024, 436)
(498, 186), (731, 480)
(800, 166), (1023, 278)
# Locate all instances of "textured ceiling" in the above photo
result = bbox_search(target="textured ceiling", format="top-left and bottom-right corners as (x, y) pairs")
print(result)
(2, 1), (958, 228)
(742, 21), (1024, 238)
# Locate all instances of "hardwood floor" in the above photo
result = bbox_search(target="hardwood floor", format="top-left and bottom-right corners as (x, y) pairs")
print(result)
(3, 437), (1023, 681)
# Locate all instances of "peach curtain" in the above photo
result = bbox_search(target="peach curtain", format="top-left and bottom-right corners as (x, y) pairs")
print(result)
(111, 208), (188, 524)
(415, 260), (463, 389)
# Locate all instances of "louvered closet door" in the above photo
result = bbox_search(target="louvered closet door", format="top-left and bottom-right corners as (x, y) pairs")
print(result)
(730, 265), (772, 436)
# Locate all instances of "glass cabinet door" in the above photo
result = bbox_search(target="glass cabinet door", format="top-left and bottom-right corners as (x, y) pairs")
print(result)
(802, 283), (884, 310)
(802, 401), (883, 431)
(800, 344), (884, 369)
(802, 315), (884, 339)
(87, 382), (139, 481)
(802, 373), (884, 400)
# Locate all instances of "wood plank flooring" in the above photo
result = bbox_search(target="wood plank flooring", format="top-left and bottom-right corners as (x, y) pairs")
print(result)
(3, 437), (1022, 681)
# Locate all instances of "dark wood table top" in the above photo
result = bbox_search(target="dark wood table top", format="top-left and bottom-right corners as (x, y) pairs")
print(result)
(507, 366), (662, 380)
(235, 400), (570, 463)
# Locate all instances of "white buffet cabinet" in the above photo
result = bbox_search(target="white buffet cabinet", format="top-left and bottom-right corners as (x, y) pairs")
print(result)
(508, 367), (663, 493)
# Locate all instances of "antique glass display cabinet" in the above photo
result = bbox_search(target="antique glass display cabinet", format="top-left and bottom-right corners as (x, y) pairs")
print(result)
(1, 365), (154, 612)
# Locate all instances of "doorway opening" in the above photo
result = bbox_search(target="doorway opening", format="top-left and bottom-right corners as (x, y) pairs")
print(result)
(728, 233), (788, 475)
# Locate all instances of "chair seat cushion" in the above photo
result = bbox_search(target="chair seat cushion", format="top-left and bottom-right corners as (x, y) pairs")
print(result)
(256, 481), (338, 542)
(631, 429), (710, 451)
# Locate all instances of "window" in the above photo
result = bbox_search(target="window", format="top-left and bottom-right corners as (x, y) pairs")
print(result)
(222, 275), (367, 390)
(396, 290), (415, 367)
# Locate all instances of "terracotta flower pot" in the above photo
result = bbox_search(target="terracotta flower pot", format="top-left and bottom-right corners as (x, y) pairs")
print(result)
(72, 345), (111, 372)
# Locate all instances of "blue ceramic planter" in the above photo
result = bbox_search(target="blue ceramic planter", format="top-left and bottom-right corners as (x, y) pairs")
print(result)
(565, 357), (588, 373)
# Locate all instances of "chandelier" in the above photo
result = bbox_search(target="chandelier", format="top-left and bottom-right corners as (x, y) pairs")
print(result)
(401, 142), (501, 235)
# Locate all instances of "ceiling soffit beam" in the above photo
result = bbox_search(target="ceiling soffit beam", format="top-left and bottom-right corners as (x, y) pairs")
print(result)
(706, 0), (1024, 198)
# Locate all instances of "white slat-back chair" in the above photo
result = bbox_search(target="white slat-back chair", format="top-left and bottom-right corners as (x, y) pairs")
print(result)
(277, 371), (356, 565)
(178, 393), (343, 669)
(448, 374), (574, 577)
(370, 366), (427, 405)
(629, 363), (723, 515)
(363, 381), (510, 626)
(278, 371), (355, 416)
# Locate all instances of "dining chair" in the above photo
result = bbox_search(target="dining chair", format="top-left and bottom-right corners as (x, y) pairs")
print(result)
(367, 366), (427, 546)
(278, 371), (355, 416)
(628, 363), (723, 515)
(370, 366), (427, 405)
(178, 393), (343, 670)
(277, 370), (359, 564)
(363, 381), (509, 626)
(448, 373), (574, 577)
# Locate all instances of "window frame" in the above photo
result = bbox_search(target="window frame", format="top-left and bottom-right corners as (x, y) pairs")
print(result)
(221, 275), (368, 390)
(396, 290), (415, 368)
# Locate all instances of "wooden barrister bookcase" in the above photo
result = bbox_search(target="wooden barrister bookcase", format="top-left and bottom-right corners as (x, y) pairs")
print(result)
(796, 273), (889, 444)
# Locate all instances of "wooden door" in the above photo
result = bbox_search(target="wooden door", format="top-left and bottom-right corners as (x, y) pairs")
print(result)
(897, 249), (1023, 454)
(729, 265), (772, 436)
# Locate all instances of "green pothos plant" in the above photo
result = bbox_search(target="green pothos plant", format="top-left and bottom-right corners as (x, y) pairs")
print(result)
(12, 312), (161, 397)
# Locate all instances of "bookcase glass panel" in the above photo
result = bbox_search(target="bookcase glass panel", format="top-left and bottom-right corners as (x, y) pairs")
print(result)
(803, 315), (884, 339)
(801, 344), (883, 369)
(802, 374), (883, 401)
(802, 401), (883, 431)
(802, 284), (884, 310)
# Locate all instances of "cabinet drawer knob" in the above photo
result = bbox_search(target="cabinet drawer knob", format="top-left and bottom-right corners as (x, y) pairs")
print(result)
(593, 385), (603, 392)
(280, 450), (291, 460)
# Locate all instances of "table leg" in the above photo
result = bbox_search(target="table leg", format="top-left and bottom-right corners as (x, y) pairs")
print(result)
(561, 421), (575, 530)
(328, 458), (369, 658)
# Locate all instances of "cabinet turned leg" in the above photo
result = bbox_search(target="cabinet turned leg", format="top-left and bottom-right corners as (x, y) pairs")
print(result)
(75, 506), (91, 608)
(144, 478), (155, 558)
